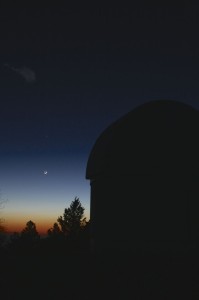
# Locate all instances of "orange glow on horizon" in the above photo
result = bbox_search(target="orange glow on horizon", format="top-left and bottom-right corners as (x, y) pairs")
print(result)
(5, 219), (55, 236)
(4, 212), (90, 236)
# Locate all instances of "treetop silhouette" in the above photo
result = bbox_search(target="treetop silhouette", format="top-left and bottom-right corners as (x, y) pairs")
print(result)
(21, 220), (40, 242)
(57, 197), (86, 237)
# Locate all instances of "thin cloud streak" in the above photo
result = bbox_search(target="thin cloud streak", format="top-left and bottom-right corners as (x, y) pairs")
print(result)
(4, 64), (36, 83)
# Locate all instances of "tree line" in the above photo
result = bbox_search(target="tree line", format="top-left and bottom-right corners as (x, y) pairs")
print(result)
(0, 197), (90, 254)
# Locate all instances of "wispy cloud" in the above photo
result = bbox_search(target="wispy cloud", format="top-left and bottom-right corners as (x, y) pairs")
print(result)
(4, 64), (36, 83)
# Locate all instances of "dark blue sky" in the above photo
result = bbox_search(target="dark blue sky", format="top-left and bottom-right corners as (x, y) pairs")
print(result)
(1, 2), (199, 233)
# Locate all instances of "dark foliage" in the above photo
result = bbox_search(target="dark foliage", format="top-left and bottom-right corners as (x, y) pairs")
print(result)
(46, 198), (90, 252)
(7, 220), (40, 254)
(57, 197), (86, 237)
(6, 199), (90, 255)
(21, 220), (40, 242)
(47, 222), (63, 239)
(0, 199), (7, 248)
(0, 223), (6, 248)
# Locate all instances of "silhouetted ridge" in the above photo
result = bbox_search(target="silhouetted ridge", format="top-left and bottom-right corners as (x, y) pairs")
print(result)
(86, 100), (199, 178)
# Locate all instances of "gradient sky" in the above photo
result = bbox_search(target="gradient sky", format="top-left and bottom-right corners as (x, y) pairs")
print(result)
(1, 3), (199, 234)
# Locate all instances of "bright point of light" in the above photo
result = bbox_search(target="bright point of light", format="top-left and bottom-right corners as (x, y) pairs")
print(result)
(43, 170), (48, 175)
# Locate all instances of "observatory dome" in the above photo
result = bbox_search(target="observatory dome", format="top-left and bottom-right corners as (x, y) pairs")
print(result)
(86, 100), (199, 179)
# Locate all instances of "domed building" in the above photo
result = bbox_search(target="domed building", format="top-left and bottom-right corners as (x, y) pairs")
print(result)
(86, 100), (199, 253)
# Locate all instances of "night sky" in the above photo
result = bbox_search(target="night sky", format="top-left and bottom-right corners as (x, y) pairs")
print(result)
(1, 3), (199, 234)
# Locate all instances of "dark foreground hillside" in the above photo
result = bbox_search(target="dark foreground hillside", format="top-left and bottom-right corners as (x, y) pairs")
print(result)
(1, 248), (199, 300)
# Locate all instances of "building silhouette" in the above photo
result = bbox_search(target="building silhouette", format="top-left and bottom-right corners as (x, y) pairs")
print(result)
(86, 100), (199, 254)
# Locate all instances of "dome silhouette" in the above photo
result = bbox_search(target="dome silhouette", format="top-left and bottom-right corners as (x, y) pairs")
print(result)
(86, 100), (199, 253)
(86, 100), (199, 179)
